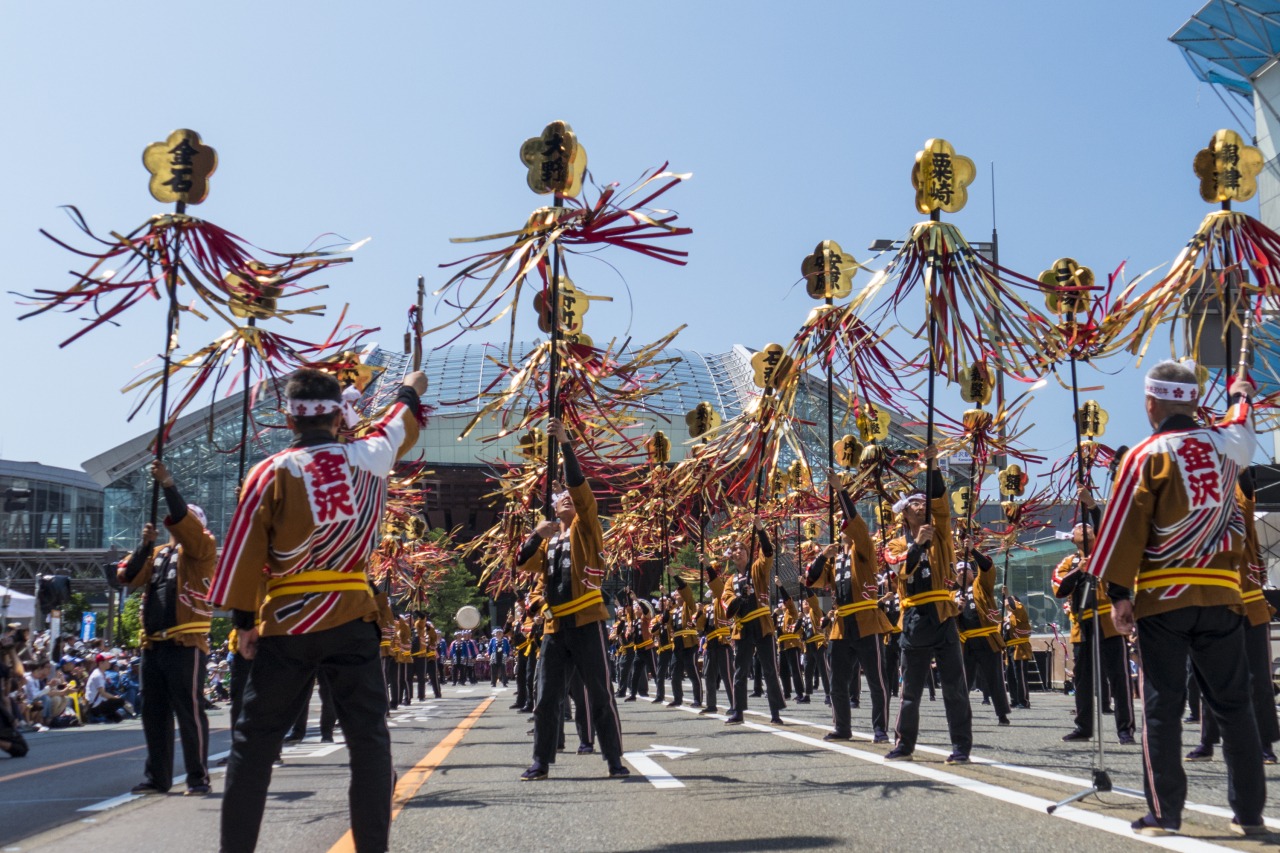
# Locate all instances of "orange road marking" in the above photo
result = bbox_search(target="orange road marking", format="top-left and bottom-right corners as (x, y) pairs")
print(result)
(0, 745), (146, 784)
(326, 696), (494, 853)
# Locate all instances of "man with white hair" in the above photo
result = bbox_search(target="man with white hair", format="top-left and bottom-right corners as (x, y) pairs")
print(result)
(1093, 361), (1265, 836)
(119, 460), (216, 796)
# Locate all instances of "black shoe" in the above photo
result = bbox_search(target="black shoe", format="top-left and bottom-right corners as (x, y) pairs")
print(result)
(282, 735), (303, 746)
(1061, 729), (1091, 742)
(131, 782), (167, 795)
(750, 691), (763, 698)
(608, 764), (631, 778)
(509, 702), (523, 710)
(796, 695), (810, 704)
(666, 700), (682, 707)
(723, 713), (744, 726)
(769, 715), (785, 725)
(944, 751), (970, 765)
(521, 762), (548, 781)
(884, 745), (913, 761)
(1184, 714), (1199, 724)
(1184, 744), (1214, 762)
(624, 696), (637, 702)
(699, 707), (718, 715)
(185, 784), (211, 796)
(1263, 747), (1278, 765)
(873, 733), (890, 744)
(850, 702), (860, 709)
(320, 735), (335, 743)
(690, 702), (703, 708)
(823, 730), (852, 741)
(650, 697), (665, 704)
(1102, 705), (1113, 714)
(981, 698), (990, 706)
(1228, 817), (1268, 837)
(272, 758), (286, 768)
(998, 716), (1010, 726)
(1117, 732), (1135, 745)
(577, 743), (595, 755)
(1131, 814), (1177, 836)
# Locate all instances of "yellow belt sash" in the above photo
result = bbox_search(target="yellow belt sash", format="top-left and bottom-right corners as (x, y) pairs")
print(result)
(777, 632), (801, 644)
(635, 639), (654, 650)
(958, 624), (1001, 642)
(836, 599), (880, 618)
(548, 589), (604, 619)
(657, 643), (674, 653)
(146, 621), (211, 642)
(265, 570), (371, 601)
(1077, 603), (1113, 620)
(901, 589), (954, 609)
(705, 627), (730, 642)
(673, 629), (699, 639)
(735, 606), (771, 626)
(1242, 589), (1266, 604)
(1134, 568), (1241, 594)
(1006, 637), (1031, 647)
(805, 635), (826, 646)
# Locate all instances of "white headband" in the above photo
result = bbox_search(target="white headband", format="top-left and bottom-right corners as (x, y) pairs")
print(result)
(892, 492), (926, 514)
(1144, 379), (1198, 402)
(287, 385), (362, 428)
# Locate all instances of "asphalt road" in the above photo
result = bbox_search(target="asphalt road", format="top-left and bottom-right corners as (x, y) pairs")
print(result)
(1, 684), (1278, 852)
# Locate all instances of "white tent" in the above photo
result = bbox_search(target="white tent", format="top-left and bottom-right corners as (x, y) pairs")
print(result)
(0, 585), (35, 621)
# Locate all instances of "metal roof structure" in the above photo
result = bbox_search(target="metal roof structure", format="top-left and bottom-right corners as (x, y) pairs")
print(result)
(1171, 0), (1280, 98)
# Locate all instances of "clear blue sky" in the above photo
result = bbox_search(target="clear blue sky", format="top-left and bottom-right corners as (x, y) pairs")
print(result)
(0, 2), (1251, 479)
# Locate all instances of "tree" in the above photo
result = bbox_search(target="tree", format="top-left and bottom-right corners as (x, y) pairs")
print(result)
(424, 530), (487, 637)
(118, 592), (143, 649)
(61, 592), (92, 633)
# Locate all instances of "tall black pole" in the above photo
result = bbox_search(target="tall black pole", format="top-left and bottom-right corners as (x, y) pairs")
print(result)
(925, 209), (940, 483)
(237, 316), (256, 486)
(151, 199), (185, 524)
(826, 295), (836, 543)
(544, 194), (564, 520)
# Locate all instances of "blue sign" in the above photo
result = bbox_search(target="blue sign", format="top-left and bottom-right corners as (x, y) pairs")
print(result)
(80, 612), (97, 642)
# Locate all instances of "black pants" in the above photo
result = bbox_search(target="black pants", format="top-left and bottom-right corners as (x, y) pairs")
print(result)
(1200, 620), (1280, 748)
(222, 619), (392, 853)
(1007, 657), (1030, 708)
(671, 645), (702, 705)
(523, 650), (539, 707)
(287, 672), (338, 740)
(654, 650), (672, 701)
(617, 650), (635, 697)
(704, 641), (733, 712)
(732, 627), (784, 716)
(383, 656), (400, 708)
(228, 650), (250, 734)
(882, 635), (901, 696)
(781, 647), (805, 698)
(629, 647), (654, 698)
(514, 650), (530, 708)
(963, 640), (1011, 719)
(398, 661), (412, 705)
(532, 619), (623, 766)
(490, 652), (507, 686)
(895, 620), (971, 754)
(831, 628), (890, 737)
(140, 643), (209, 790)
(804, 642), (830, 697)
(418, 656), (441, 699)
(1136, 606), (1264, 828)
(1071, 628), (1134, 737)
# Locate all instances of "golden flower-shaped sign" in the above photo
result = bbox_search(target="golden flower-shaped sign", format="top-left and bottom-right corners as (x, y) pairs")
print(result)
(1194, 128), (1263, 204)
(1076, 400), (1108, 438)
(958, 362), (992, 406)
(646, 430), (671, 464)
(998, 463), (1027, 497)
(875, 503), (896, 530)
(685, 401), (721, 438)
(520, 120), (588, 198)
(1039, 258), (1094, 317)
(226, 262), (283, 320)
(516, 426), (546, 461)
(833, 434), (862, 469)
(911, 138), (975, 215)
(856, 403), (891, 442)
(962, 408), (993, 431)
(801, 240), (857, 301)
(533, 276), (588, 336)
(951, 486), (973, 518)
(322, 350), (384, 392)
(750, 343), (793, 390)
(142, 129), (217, 205)
(802, 519), (821, 541)
(787, 459), (809, 490)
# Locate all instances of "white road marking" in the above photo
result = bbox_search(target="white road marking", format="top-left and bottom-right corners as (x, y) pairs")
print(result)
(77, 793), (140, 813)
(622, 744), (699, 789)
(672, 704), (1276, 837)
